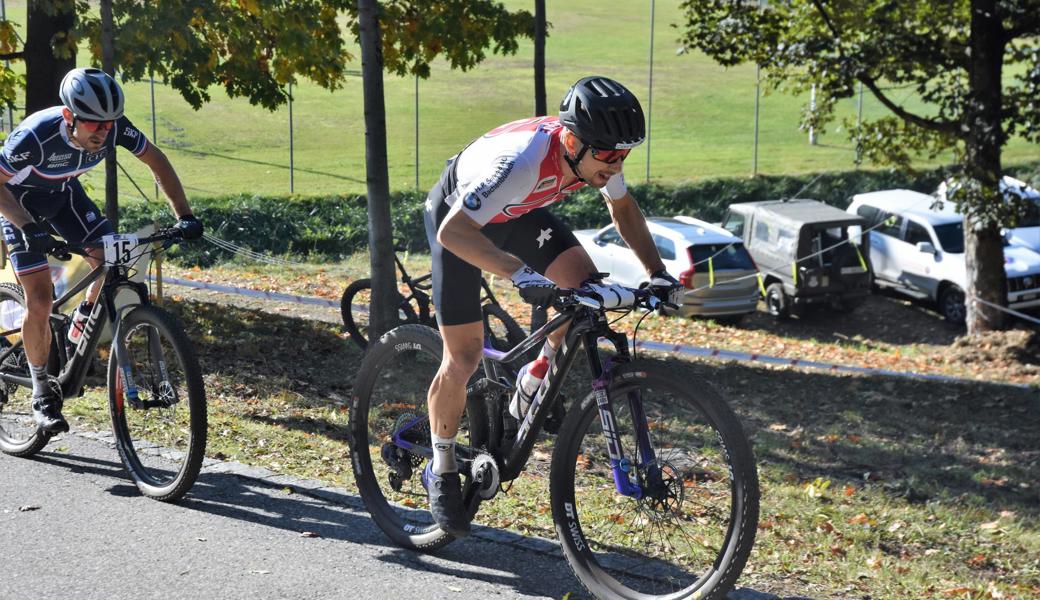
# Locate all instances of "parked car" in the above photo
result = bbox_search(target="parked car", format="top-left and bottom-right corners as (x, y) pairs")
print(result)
(935, 175), (1040, 252)
(574, 216), (760, 323)
(847, 189), (1040, 323)
(719, 199), (872, 319)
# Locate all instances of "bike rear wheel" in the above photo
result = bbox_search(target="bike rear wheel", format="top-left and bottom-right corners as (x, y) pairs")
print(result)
(108, 305), (207, 501)
(550, 360), (758, 600)
(0, 283), (49, 457)
(349, 324), (488, 551)
(340, 278), (420, 350)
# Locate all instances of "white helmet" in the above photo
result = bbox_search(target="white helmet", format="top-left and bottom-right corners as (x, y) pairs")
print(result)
(59, 67), (124, 121)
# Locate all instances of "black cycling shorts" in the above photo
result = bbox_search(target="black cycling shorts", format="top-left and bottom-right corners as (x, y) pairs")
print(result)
(1, 179), (114, 276)
(425, 199), (580, 326)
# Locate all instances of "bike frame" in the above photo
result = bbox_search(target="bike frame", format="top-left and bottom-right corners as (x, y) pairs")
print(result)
(395, 298), (658, 499)
(0, 255), (152, 403)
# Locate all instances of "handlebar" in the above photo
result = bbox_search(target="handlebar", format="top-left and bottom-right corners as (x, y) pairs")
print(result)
(48, 226), (186, 259)
(552, 285), (671, 313)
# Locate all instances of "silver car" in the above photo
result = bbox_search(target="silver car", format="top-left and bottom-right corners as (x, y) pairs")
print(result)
(574, 216), (760, 323)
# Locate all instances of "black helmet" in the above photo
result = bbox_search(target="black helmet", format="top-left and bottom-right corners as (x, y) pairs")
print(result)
(559, 76), (645, 150)
(59, 68), (125, 121)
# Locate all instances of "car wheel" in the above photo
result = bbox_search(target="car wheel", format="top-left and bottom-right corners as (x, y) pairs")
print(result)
(765, 283), (791, 320)
(938, 284), (967, 324)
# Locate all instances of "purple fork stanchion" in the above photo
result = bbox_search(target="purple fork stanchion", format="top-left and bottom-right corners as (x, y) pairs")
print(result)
(594, 360), (643, 499)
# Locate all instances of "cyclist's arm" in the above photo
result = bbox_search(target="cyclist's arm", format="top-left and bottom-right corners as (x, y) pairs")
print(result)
(0, 173), (34, 228)
(604, 190), (666, 275)
(437, 210), (524, 279)
(437, 152), (538, 278)
(135, 142), (193, 219)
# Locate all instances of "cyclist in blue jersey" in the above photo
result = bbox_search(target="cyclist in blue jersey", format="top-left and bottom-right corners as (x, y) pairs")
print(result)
(0, 68), (204, 434)
(421, 76), (684, 536)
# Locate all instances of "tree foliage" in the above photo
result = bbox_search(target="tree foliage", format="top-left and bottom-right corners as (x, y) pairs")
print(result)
(0, 0), (533, 111)
(679, 0), (1040, 224)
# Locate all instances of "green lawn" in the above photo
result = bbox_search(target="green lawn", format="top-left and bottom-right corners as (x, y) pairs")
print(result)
(0, 1), (1032, 200)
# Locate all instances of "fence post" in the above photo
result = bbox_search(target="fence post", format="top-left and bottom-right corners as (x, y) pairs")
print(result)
(415, 74), (420, 189)
(645, 0), (655, 183)
(808, 84), (818, 145)
(753, 64), (761, 176)
(150, 72), (158, 200)
(288, 81), (295, 194)
(855, 81), (864, 166)
(1, 0), (11, 131)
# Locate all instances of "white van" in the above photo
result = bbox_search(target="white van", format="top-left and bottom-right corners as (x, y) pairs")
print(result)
(847, 189), (1040, 323)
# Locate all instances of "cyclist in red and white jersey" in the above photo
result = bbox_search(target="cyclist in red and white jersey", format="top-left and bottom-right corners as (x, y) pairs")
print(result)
(422, 76), (684, 536)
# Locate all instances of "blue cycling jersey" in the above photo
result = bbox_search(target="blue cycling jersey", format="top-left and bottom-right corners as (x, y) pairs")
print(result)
(0, 106), (149, 192)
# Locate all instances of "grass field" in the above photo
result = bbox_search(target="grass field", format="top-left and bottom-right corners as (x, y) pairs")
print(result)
(60, 282), (1039, 599)
(0, 1), (1035, 200)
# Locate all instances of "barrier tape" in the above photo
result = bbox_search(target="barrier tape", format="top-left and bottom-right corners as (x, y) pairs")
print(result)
(156, 275), (1035, 390)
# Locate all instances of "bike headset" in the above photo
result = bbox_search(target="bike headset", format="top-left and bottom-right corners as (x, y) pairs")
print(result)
(59, 67), (125, 124)
(558, 76), (645, 184)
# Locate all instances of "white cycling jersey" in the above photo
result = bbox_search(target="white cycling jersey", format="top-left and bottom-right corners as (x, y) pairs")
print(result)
(428, 116), (628, 227)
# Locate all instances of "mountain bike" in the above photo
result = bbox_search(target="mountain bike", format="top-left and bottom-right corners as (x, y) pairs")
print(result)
(0, 228), (207, 502)
(349, 286), (759, 599)
(340, 251), (530, 365)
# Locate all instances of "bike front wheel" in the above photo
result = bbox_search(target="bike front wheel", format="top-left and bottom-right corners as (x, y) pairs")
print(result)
(108, 305), (207, 501)
(550, 359), (759, 600)
(0, 283), (49, 457)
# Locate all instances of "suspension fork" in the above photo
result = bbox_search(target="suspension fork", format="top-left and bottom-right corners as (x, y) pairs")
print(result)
(108, 283), (146, 409)
(587, 330), (645, 499)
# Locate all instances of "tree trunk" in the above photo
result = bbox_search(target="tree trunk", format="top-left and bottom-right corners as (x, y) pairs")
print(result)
(963, 0), (1007, 334)
(533, 0), (546, 117)
(23, 0), (76, 116)
(100, 0), (119, 229)
(357, 0), (398, 340)
(527, 0), (549, 332)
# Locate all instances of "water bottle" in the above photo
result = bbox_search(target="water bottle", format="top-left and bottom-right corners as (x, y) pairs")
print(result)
(508, 356), (549, 419)
(67, 301), (93, 344)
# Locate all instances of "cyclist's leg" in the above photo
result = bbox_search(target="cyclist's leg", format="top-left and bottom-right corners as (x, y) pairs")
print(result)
(424, 198), (486, 535)
(46, 180), (114, 306)
(2, 213), (64, 430)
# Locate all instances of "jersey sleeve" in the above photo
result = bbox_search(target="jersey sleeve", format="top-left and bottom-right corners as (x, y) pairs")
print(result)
(600, 171), (629, 201)
(450, 152), (539, 227)
(114, 116), (149, 156)
(0, 128), (42, 177)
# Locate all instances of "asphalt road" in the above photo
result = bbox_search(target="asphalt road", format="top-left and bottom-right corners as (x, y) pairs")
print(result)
(0, 430), (584, 600)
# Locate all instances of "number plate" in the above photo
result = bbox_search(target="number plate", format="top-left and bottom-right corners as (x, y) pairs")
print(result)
(102, 234), (139, 265)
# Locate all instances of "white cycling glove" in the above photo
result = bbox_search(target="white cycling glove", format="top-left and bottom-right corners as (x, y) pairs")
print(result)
(511, 266), (558, 309)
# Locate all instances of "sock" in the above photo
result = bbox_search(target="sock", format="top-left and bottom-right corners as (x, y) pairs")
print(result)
(537, 340), (558, 362)
(28, 362), (49, 397)
(431, 432), (458, 475)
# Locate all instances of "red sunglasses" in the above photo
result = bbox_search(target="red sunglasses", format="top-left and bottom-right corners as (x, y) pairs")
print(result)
(588, 147), (631, 164)
(76, 118), (114, 132)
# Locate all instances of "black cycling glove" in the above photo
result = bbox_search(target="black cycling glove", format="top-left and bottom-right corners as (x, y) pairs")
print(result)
(175, 214), (204, 240)
(21, 222), (68, 258)
(511, 266), (558, 309)
(648, 269), (684, 307)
